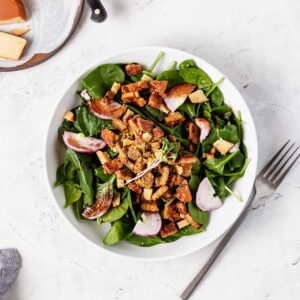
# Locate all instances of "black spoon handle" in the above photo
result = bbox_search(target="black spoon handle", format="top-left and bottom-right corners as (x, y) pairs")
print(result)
(86, 0), (107, 22)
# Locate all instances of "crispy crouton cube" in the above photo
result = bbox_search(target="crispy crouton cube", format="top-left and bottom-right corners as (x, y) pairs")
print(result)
(188, 90), (208, 103)
(115, 169), (132, 180)
(117, 179), (125, 188)
(185, 213), (200, 229)
(143, 188), (153, 201)
(141, 74), (153, 83)
(148, 93), (163, 109)
(133, 157), (146, 173)
(203, 153), (215, 160)
(141, 201), (159, 212)
(176, 201), (187, 215)
(152, 127), (164, 141)
(112, 191), (121, 207)
(150, 141), (161, 151)
(163, 205), (181, 222)
(155, 166), (170, 187)
(136, 117), (154, 133)
(101, 128), (119, 149)
(103, 159), (123, 174)
(213, 139), (234, 155)
(112, 118), (127, 132)
(125, 64), (143, 76)
(64, 111), (75, 122)
(96, 151), (111, 165)
(122, 138), (135, 147)
(152, 186), (169, 201)
(186, 121), (200, 144)
(175, 184), (192, 202)
(165, 112), (185, 128)
(178, 154), (198, 165)
(160, 223), (178, 238)
(175, 165), (183, 175)
(121, 91), (140, 103)
(128, 183), (143, 194)
(127, 145), (142, 161)
(135, 172), (154, 189)
(122, 109), (134, 125)
(142, 132), (153, 143)
(173, 175), (187, 186)
(150, 80), (168, 97)
(111, 82), (121, 94)
(177, 219), (190, 229)
(122, 81), (149, 93)
(181, 164), (192, 177)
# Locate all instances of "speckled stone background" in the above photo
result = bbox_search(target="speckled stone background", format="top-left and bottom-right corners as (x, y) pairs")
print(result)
(1, 0), (300, 299)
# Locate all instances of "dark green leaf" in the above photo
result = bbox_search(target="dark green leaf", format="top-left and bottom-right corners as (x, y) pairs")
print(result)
(188, 202), (209, 225)
(157, 70), (184, 87)
(145, 105), (166, 122)
(64, 180), (82, 208)
(209, 87), (224, 107)
(95, 167), (113, 182)
(219, 123), (239, 144)
(178, 101), (197, 118)
(127, 235), (165, 247)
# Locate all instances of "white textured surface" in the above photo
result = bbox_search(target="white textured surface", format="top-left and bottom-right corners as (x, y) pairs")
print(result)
(1, 0), (300, 299)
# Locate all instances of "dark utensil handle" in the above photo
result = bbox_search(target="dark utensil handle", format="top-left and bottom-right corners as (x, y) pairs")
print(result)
(86, 0), (107, 22)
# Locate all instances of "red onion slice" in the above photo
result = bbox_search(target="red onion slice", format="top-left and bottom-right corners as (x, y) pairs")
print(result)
(63, 131), (106, 153)
(194, 118), (211, 142)
(132, 213), (162, 237)
(80, 89), (91, 101)
(196, 177), (222, 211)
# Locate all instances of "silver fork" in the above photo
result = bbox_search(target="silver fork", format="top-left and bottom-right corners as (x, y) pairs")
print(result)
(181, 140), (300, 300)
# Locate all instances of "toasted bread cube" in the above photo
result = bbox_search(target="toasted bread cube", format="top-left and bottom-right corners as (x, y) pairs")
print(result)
(143, 188), (153, 201)
(122, 109), (134, 125)
(141, 201), (159, 212)
(141, 74), (153, 83)
(96, 151), (111, 165)
(177, 219), (190, 229)
(165, 112), (185, 128)
(185, 213), (200, 229)
(160, 222), (178, 238)
(175, 184), (192, 203)
(189, 90), (208, 103)
(115, 169), (132, 180)
(111, 82), (121, 94)
(117, 179), (125, 188)
(152, 186), (168, 201)
(142, 132), (153, 143)
(103, 159), (123, 174)
(101, 128), (119, 149)
(175, 165), (183, 175)
(128, 183), (143, 194)
(112, 191), (121, 207)
(213, 139), (234, 155)
(64, 111), (75, 123)
(125, 64), (143, 76)
(112, 118), (127, 132)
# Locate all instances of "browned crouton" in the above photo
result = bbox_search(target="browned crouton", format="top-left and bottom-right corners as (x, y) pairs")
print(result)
(128, 118), (143, 143)
(152, 127), (164, 141)
(115, 169), (132, 180)
(128, 183), (143, 194)
(103, 159), (123, 174)
(135, 172), (154, 189)
(133, 157), (146, 173)
(112, 118), (127, 132)
(181, 164), (192, 177)
(176, 201), (187, 215)
(127, 145), (141, 161)
(178, 154), (198, 165)
(136, 117), (154, 133)
(141, 201), (159, 212)
(150, 80), (168, 97)
(101, 128), (119, 149)
(185, 213), (200, 229)
(160, 223), (178, 238)
(175, 184), (192, 202)
(148, 93), (163, 109)
(122, 109), (134, 125)
(64, 111), (75, 122)
(164, 112), (185, 128)
(152, 186), (169, 201)
(142, 132), (153, 143)
(88, 98), (126, 119)
(150, 141), (161, 151)
(186, 121), (200, 144)
(115, 143), (128, 164)
(125, 64), (143, 76)
(163, 205), (181, 222)
(155, 166), (170, 187)
(173, 175), (187, 186)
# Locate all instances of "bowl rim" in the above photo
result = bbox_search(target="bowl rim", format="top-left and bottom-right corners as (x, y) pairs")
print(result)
(44, 46), (258, 261)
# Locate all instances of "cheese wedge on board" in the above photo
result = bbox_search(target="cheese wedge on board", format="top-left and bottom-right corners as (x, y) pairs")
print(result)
(0, 32), (27, 60)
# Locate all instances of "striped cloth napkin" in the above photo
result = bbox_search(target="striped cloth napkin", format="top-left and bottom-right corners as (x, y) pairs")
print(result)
(0, 249), (20, 298)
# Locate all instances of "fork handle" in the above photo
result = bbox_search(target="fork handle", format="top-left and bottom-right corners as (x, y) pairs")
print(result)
(181, 192), (258, 300)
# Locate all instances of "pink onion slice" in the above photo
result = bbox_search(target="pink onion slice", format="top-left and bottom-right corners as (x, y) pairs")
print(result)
(196, 177), (222, 211)
(229, 142), (240, 153)
(164, 96), (186, 112)
(194, 118), (211, 142)
(63, 131), (106, 153)
(89, 100), (123, 120)
(80, 89), (91, 101)
(132, 212), (162, 237)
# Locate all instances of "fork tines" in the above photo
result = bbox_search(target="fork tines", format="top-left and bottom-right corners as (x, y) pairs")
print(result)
(261, 140), (300, 188)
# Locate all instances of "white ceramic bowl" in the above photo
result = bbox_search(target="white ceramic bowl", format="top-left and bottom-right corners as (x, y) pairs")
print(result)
(45, 46), (258, 261)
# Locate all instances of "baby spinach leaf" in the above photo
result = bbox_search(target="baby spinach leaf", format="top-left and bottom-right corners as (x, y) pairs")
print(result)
(161, 138), (180, 162)
(157, 70), (184, 87)
(227, 150), (245, 171)
(179, 68), (212, 89)
(72, 196), (86, 221)
(74, 106), (113, 137)
(209, 87), (224, 107)
(203, 150), (239, 175)
(173, 225), (205, 237)
(65, 149), (94, 205)
(64, 180), (82, 208)
(202, 123), (219, 153)
(81, 64), (125, 98)
(145, 105), (166, 122)
(95, 167), (113, 182)
(219, 123), (239, 144)
(127, 189), (138, 223)
(107, 148), (118, 157)
(188, 202), (209, 225)
(178, 101), (197, 118)
(126, 235), (165, 247)
(179, 59), (197, 69)
(103, 215), (134, 245)
(210, 176), (228, 199)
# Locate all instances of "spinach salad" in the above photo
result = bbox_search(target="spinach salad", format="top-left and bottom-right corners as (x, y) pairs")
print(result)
(55, 51), (248, 247)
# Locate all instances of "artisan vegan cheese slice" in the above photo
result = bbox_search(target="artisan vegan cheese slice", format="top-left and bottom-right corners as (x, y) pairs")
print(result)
(0, 0), (27, 24)
(0, 32), (27, 60)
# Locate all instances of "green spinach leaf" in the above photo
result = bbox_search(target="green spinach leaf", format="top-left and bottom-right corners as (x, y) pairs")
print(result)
(157, 70), (184, 87)
(188, 202), (209, 225)
(64, 180), (82, 208)
(219, 123), (239, 144)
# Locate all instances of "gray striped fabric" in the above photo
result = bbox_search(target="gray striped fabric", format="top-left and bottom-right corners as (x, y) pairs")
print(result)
(0, 249), (20, 298)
